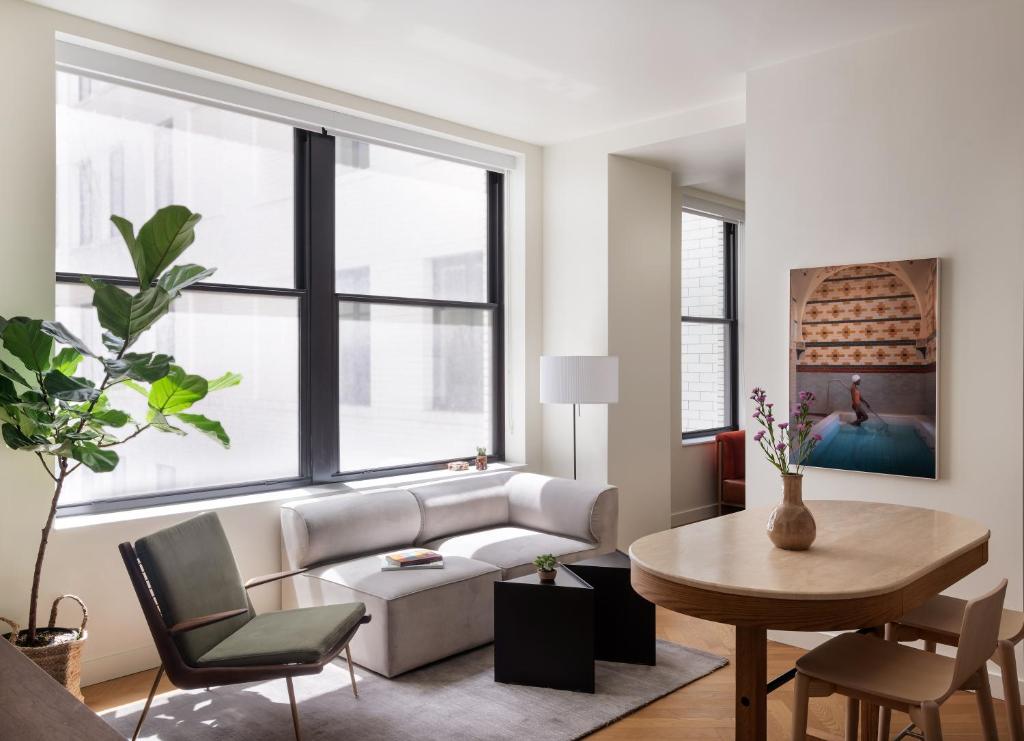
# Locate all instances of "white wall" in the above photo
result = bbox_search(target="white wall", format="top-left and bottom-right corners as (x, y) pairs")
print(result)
(0, 0), (543, 686)
(746, 0), (1024, 684)
(541, 99), (745, 541)
(608, 155), (674, 547)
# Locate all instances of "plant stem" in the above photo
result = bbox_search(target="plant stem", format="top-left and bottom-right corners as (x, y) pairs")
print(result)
(26, 457), (67, 644)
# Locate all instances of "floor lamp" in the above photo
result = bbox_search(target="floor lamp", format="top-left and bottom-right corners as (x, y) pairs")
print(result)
(540, 356), (619, 480)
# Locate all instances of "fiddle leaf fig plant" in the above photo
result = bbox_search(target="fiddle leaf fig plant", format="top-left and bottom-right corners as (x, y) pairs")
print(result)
(0, 205), (241, 646)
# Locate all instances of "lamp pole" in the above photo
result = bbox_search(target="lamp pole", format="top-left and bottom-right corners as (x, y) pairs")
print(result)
(572, 403), (577, 480)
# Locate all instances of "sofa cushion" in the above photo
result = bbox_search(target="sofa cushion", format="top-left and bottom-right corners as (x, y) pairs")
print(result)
(409, 472), (513, 543)
(424, 526), (597, 579)
(196, 603), (366, 667)
(306, 553), (500, 601)
(281, 489), (421, 569)
(296, 555), (500, 677)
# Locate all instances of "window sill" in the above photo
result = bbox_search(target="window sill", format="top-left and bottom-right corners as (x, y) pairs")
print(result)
(55, 461), (527, 531)
(682, 435), (719, 447)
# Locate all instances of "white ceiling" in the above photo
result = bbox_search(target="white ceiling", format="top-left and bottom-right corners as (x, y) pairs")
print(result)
(32, 0), (970, 144)
(623, 125), (747, 201)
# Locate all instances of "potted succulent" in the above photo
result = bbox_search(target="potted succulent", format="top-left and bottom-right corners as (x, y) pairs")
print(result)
(0, 205), (239, 699)
(475, 446), (488, 471)
(534, 554), (558, 583)
(750, 387), (823, 551)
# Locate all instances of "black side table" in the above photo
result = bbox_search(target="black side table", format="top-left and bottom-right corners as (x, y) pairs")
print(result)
(493, 569), (595, 693)
(566, 550), (656, 665)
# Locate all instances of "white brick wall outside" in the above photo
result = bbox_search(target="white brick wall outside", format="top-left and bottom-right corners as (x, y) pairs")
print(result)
(681, 212), (728, 433)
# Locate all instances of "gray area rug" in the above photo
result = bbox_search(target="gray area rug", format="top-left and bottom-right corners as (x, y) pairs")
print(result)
(102, 640), (726, 740)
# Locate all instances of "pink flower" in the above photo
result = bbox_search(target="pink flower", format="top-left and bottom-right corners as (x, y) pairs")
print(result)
(775, 442), (786, 452)
(778, 422), (789, 430)
(754, 430), (765, 442)
(765, 416), (775, 423)
(813, 433), (823, 442)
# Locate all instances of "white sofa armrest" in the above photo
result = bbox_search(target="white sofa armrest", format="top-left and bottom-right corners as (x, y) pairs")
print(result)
(505, 473), (618, 549)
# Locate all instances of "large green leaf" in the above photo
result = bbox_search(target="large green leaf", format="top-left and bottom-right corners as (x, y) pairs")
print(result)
(207, 371), (242, 392)
(102, 331), (125, 355)
(147, 409), (186, 435)
(175, 412), (230, 447)
(110, 215), (148, 285)
(136, 206), (203, 285)
(102, 352), (173, 383)
(158, 264), (216, 298)
(147, 365), (208, 414)
(40, 321), (96, 358)
(43, 370), (100, 403)
(0, 375), (18, 404)
(0, 359), (31, 387)
(89, 408), (131, 428)
(2, 422), (45, 451)
(70, 442), (119, 472)
(83, 278), (172, 347)
(52, 348), (83, 377)
(2, 317), (52, 373)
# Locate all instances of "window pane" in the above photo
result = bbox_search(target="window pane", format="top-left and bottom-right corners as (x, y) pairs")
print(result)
(334, 140), (488, 302)
(339, 302), (493, 471)
(56, 284), (301, 505)
(681, 211), (725, 318)
(681, 321), (732, 433)
(56, 71), (294, 288)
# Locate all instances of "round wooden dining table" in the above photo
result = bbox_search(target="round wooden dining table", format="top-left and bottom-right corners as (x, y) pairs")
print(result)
(629, 500), (990, 741)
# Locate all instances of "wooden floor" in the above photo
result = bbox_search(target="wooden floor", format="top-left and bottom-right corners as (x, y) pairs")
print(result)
(84, 608), (1014, 740)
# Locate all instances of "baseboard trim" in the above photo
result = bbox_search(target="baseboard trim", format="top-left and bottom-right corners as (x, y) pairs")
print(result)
(768, 630), (1024, 703)
(671, 504), (719, 528)
(81, 643), (159, 687)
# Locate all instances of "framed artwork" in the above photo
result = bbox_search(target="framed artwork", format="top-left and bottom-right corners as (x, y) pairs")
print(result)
(789, 259), (939, 479)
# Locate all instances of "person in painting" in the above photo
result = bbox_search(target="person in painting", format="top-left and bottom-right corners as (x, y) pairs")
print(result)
(850, 374), (870, 427)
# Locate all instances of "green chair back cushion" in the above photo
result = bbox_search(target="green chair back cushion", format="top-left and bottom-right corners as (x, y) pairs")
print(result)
(135, 512), (254, 665)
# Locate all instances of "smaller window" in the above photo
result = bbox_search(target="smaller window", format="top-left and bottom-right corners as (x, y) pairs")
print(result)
(681, 210), (738, 438)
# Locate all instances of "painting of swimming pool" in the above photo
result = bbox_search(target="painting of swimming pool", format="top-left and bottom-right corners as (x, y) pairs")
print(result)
(790, 258), (939, 479)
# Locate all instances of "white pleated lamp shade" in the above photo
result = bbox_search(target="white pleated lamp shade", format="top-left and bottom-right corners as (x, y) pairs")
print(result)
(539, 356), (619, 404)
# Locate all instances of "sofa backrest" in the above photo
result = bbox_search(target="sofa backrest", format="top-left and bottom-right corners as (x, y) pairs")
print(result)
(280, 488), (421, 569)
(506, 472), (617, 545)
(409, 471), (514, 543)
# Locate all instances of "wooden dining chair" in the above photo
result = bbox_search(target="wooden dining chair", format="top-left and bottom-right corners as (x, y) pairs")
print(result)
(878, 588), (1024, 740)
(792, 580), (1007, 741)
(119, 512), (371, 741)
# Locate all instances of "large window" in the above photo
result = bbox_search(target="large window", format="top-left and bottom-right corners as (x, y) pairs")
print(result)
(681, 210), (737, 438)
(55, 70), (504, 513)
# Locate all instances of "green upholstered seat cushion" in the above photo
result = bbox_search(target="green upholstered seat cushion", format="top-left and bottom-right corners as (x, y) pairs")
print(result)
(197, 603), (366, 667)
(135, 512), (254, 666)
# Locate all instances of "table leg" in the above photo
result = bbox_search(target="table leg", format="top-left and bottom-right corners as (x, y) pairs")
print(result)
(860, 701), (879, 741)
(735, 626), (768, 741)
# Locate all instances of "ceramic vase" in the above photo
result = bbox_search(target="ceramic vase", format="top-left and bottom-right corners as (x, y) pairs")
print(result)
(766, 473), (816, 550)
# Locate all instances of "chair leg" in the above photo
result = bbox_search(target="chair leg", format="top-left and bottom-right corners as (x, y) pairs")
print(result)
(345, 644), (359, 698)
(132, 664), (164, 741)
(846, 696), (860, 741)
(918, 701), (943, 741)
(973, 666), (999, 741)
(286, 676), (302, 741)
(878, 624), (895, 741)
(792, 671), (810, 740)
(998, 639), (1024, 741)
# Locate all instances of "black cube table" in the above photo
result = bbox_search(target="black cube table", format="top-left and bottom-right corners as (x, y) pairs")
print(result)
(494, 569), (595, 692)
(566, 550), (656, 665)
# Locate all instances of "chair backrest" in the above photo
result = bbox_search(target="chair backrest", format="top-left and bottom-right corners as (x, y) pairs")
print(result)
(949, 579), (1007, 693)
(133, 512), (254, 665)
(716, 430), (745, 480)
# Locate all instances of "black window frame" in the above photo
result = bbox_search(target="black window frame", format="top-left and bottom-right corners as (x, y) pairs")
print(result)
(54, 119), (505, 516)
(680, 215), (738, 441)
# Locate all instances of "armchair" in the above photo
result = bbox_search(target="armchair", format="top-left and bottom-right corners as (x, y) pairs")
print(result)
(119, 512), (370, 741)
(715, 430), (745, 515)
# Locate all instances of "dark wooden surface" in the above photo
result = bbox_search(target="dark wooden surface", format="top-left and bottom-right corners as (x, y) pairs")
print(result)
(566, 550), (656, 665)
(0, 638), (120, 740)
(494, 568), (595, 692)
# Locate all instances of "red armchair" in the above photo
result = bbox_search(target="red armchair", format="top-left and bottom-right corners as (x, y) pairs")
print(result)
(715, 430), (745, 515)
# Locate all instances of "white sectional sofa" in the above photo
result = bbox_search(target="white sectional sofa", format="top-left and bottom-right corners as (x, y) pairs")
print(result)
(280, 471), (618, 677)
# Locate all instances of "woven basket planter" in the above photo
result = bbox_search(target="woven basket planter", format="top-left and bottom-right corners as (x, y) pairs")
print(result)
(1, 594), (88, 701)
